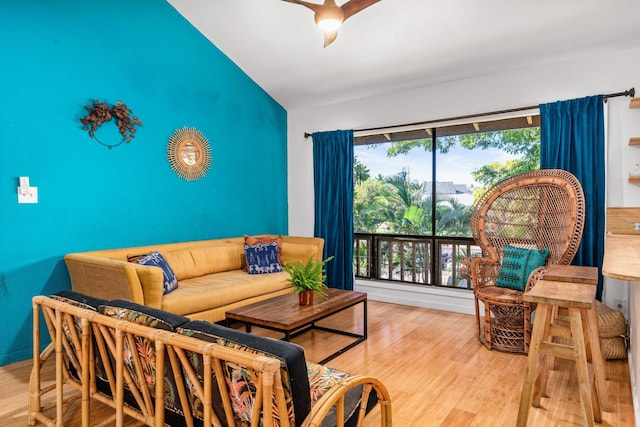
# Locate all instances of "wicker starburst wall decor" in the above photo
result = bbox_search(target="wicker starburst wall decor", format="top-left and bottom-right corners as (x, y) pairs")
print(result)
(167, 127), (211, 181)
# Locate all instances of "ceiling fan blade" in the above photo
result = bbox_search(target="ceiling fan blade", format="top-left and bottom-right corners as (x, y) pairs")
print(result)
(341, 0), (382, 20)
(323, 30), (339, 47)
(281, 0), (325, 14)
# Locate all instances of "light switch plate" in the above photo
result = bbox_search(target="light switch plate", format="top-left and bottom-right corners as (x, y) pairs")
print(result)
(18, 186), (38, 204)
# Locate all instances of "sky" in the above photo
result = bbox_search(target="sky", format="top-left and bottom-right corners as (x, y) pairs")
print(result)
(355, 141), (519, 188)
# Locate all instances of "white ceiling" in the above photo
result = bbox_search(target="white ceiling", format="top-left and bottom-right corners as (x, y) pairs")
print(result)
(168, 0), (640, 110)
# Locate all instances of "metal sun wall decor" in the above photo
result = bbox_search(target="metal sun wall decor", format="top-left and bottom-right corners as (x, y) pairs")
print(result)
(167, 127), (212, 181)
(79, 99), (142, 149)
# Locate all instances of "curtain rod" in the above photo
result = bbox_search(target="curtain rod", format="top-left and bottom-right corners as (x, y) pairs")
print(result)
(303, 87), (635, 138)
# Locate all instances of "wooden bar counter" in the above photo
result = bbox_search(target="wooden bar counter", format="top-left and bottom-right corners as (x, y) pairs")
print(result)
(603, 207), (640, 281)
(602, 233), (640, 281)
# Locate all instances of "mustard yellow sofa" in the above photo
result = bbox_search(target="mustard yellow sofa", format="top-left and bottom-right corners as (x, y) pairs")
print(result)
(64, 235), (324, 322)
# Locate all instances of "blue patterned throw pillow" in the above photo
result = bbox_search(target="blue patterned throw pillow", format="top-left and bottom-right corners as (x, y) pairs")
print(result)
(495, 245), (550, 292)
(244, 242), (283, 274)
(136, 251), (179, 294)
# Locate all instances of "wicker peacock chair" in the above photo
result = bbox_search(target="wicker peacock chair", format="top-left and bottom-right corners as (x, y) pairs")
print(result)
(461, 169), (585, 354)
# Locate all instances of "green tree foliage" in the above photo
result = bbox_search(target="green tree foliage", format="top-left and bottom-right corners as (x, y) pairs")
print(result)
(354, 169), (473, 236)
(385, 137), (456, 157)
(457, 128), (540, 191)
(353, 179), (390, 232)
(434, 197), (473, 237)
(353, 127), (540, 237)
(353, 156), (370, 186)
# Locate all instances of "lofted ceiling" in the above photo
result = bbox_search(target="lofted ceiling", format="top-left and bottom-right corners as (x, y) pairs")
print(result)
(168, 0), (640, 110)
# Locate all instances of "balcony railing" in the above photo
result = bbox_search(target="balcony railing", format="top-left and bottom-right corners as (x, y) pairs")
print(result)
(354, 233), (482, 289)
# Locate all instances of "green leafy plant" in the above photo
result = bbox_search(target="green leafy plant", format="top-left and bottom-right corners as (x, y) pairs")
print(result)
(282, 254), (334, 302)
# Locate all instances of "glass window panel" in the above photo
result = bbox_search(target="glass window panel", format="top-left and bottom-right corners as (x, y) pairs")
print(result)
(354, 138), (433, 235)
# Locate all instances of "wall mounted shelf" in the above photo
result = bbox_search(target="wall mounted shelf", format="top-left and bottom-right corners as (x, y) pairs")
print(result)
(629, 98), (640, 184)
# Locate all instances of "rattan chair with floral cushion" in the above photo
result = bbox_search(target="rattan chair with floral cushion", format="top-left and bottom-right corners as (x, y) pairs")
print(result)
(460, 169), (585, 354)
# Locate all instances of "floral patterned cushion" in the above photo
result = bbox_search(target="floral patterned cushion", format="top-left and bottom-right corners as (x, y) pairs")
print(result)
(178, 320), (311, 427)
(98, 299), (191, 424)
(307, 362), (378, 427)
(51, 291), (110, 388)
(98, 299), (189, 331)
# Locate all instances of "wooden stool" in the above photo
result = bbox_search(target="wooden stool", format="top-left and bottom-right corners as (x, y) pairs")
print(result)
(543, 265), (598, 285)
(517, 279), (608, 427)
(541, 265), (609, 411)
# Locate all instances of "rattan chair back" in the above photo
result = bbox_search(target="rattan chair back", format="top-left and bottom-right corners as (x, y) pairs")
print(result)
(466, 169), (585, 353)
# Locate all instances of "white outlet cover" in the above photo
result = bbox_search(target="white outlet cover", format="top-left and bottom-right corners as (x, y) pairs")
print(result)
(17, 186), (38, 204)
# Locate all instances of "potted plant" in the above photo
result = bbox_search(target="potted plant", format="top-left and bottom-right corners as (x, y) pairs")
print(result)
(282, 254), (333, 305)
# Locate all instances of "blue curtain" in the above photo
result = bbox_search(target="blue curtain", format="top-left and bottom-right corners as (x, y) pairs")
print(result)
(312, 130), (354, 290)
(539, 95), (605, 299)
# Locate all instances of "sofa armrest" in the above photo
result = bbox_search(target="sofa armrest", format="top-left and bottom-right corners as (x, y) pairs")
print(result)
(64, 254), (164, 308)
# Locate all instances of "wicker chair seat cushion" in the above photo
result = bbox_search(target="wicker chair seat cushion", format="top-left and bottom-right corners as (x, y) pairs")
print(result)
(475, 285), (525, 305)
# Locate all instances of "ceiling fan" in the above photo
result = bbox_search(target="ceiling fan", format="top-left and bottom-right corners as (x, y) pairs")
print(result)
(282, 0), (381, 47)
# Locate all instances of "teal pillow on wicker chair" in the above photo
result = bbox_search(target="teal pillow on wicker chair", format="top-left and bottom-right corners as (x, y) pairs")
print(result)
(495, 245), (549, 291)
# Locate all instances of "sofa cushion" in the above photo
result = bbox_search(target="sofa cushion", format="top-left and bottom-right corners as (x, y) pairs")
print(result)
(281, 241), (321, 264)
(178, 320), (311, 427)
(99, 299), (190, 331)
(136, 251), (178, 295)
(51, 290), (108, 310)
(244, 242), (283, 274)
(162, 244), (245, 281)
(160, 270), (290, 316)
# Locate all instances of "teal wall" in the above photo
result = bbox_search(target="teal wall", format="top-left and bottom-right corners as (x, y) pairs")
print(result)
(0, 0), (288, 365)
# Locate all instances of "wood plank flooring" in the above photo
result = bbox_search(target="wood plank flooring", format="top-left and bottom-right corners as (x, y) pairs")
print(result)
(1, 300), (634, 426)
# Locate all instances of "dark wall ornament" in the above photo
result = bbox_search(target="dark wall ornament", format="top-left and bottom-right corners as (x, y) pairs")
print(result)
(80, 99), (142, 149)
(167, 127), (212, 181)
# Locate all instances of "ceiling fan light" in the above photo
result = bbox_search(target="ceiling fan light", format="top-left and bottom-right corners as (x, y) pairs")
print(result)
(317, 17), (342, 31)
(314, 5), (344, 32)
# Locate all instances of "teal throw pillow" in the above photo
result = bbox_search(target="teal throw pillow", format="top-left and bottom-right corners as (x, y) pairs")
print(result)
(244, 242), (283, 274)
(136, 251), (178, 294)
(495, 245), (550, 292)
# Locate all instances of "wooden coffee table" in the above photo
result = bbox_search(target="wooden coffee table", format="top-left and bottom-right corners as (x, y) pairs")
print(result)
(225, 288), (367, 364)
